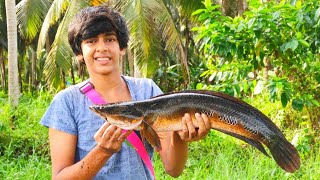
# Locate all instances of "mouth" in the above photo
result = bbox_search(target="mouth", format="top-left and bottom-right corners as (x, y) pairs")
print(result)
(95, 57), (111, 61)
(94, 57), (112, 65)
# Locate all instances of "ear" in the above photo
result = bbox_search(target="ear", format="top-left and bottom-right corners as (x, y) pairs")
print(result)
(120, 48), (126, 56)
(76, 54), (84, 61)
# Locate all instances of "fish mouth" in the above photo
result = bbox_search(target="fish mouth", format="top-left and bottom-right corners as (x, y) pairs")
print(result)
(107, 116), (144, 130)
(117, 119), (143, 130)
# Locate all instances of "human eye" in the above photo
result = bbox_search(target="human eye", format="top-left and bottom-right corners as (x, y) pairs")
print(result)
(105, 36), (117, 42)
(84, 38), (96, 44)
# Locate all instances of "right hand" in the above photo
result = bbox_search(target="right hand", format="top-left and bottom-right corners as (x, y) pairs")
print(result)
(94, 121), (132, 155)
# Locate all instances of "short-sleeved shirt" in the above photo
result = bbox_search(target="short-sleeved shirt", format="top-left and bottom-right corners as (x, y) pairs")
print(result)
(40, 76), (163, 180)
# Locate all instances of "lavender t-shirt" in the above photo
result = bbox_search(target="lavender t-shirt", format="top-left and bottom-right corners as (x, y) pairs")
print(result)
(40, 76), (162, 180)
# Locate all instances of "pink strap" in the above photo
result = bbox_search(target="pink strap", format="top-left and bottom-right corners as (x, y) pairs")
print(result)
(123, 130), (155, 177)
(80, 82), (155, 178)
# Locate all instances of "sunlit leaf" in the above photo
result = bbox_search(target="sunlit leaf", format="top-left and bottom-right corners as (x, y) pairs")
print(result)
(17, 0), (51, 43)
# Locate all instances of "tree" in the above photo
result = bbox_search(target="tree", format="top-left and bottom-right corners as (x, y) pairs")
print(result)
(18, 0), (203, 90)
(0, 0), (7, 91)
(5, 0), (20, 105)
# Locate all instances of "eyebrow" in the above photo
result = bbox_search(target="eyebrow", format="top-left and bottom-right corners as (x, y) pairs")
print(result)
(104, 32), (117, 36)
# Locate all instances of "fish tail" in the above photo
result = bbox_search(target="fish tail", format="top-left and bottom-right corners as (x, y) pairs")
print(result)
(140, 121), (161, 150)
(266, 136), (300, 173)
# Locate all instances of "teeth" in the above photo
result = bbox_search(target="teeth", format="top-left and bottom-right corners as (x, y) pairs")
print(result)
(95, 57), (110, 61)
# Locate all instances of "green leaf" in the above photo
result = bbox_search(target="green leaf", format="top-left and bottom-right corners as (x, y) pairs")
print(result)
(315, 73), (320, 83)
(192, 9), (206, 16)
(298, 40), (310, 47)
(314, 7), (320, 21)
(196, 83), (203, 90)
(288, 39), (299, 51)
(247, 18), (256, 29)
(281, 92), (288, 107)
(311, 99), (320, 107)
(204, 0), (211, 9)
(292, 98), (304, 111)
(282, 39), (299, 51)
(290, 0), (297, 6)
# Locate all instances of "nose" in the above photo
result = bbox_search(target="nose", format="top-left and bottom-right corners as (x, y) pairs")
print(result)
(96, 39), (108, 52)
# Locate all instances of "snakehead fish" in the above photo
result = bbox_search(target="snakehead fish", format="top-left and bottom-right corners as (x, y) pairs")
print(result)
(89, 90), (300, 173)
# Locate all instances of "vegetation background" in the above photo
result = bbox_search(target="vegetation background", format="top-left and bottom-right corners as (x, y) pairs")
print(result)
(0, 0), (319, 179)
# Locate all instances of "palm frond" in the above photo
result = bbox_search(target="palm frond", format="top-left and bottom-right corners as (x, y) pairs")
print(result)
(176, 0), (204, 21)
(44, 0), (86, 88)
(157, 0), (190, 81)
(44, 0), (108, 88)
(115, 0), (164, 77)
(16, 0), (51, 43)
(36, 0), (70, 58)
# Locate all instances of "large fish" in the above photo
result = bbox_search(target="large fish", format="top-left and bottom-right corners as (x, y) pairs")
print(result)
(89, 90), (300, 173)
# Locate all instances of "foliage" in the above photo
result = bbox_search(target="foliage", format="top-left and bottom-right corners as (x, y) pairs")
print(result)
(192, 0), (320, 111)
(0, 91), (52, 158)
(8, 0), (206, 91)
(0, 90), (319, 179)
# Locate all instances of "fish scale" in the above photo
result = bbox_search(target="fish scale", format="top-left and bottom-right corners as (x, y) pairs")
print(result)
(89, 90), (300, 173)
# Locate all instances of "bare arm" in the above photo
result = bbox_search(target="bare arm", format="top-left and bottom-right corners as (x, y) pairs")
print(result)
(49, 122), (131, 180)
(157, 113), (211, 178)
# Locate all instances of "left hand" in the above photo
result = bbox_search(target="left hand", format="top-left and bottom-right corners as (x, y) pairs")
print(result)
(177, 113), (211, 142)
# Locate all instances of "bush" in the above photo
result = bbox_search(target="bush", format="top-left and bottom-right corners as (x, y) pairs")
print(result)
(0, 91), (52, 157)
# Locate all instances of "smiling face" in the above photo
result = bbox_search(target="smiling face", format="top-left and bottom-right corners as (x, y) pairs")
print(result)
(77, 32), (126, 76)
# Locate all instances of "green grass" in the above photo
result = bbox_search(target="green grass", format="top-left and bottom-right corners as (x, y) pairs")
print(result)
(0, 91), (319, 179)
(154, 131), (320, 180)
(0, 151), (51, 179)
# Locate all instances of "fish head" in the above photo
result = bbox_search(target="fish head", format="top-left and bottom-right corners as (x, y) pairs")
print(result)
(89, 103), (144, 130)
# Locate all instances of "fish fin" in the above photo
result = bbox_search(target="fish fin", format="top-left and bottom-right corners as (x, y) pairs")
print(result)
(216, 128), (270, 157)
(140, 121), (161, 150)
(265, 136), (300, 173)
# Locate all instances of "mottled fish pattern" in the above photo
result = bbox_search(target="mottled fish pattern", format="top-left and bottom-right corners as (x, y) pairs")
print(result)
(90, 90), (300, 173)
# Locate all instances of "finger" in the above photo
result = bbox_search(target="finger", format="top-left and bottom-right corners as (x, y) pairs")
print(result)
(178, 116), (188, 140)
(94, 122), (110, 139)
(201, 113), (211, 130)
(110, 127), (123, 142)
(185, 113), (196, 139)
(102, 125), (118, 139)
(118, 130), (133, 141)
(195, 113), (206, 133)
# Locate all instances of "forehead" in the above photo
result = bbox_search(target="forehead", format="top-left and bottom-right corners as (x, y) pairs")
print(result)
(82, 31), (117, 40)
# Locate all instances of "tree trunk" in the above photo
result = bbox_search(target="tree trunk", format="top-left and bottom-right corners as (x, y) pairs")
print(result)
(128, 49), (134, 77)
(0, 49), (6, 91)
(263, 56), (271, 85)
(5, 0), (20, 106)
(70, 59), (75, 85)
(237, 0), (248, 16)
(260, 0), (273, 85)
(120, 52), (127, 75)
(217, 0), (248, 17)
(31, 47), (36, 91)
(133, 49), (140, 78)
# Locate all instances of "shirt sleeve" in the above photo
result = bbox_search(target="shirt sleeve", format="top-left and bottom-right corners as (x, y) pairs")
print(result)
(40, 89), (77, 135)
(150, 79), (163, 97)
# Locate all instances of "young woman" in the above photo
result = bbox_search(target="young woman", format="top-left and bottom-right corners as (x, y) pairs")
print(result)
(41, 5), (211, 179)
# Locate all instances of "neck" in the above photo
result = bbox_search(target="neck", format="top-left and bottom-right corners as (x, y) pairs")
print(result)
(90, 73), (124, 94)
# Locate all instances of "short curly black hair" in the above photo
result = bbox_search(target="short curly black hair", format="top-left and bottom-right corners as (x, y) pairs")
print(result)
(68, 6), (129, 55)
